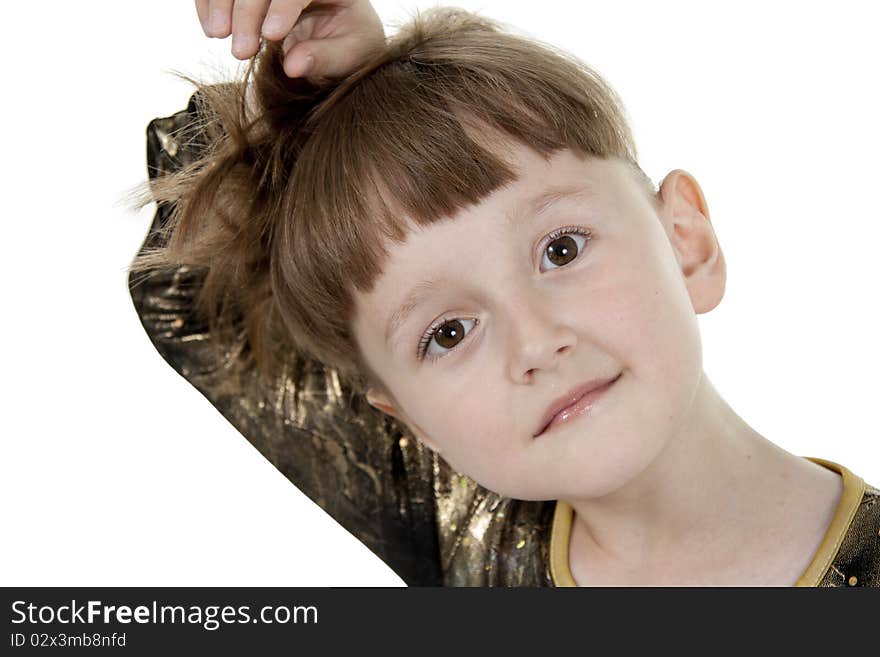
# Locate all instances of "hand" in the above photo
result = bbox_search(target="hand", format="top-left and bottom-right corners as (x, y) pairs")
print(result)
(195, 1), (386, 79)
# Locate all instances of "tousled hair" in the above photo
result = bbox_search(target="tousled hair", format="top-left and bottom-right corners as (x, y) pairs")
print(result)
(127, 6), (653, 396)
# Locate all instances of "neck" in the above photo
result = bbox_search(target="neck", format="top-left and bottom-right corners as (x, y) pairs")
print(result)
(563, 372), (815, 575)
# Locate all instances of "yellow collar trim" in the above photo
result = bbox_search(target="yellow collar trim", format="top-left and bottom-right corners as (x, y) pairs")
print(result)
(549, 456), (866, 587)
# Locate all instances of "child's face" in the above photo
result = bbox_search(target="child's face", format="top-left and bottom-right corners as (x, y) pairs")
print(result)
(351, 143), (723, 501)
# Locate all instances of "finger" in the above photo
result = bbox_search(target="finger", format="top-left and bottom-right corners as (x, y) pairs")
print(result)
(231, 0), (272, 59)
(282, 42), (314, 78)
(261, 0), (311, 41)
(204, 0), (233, 38)
(278, 13), (315, 62)
(283, 32), (381, 79)
(281, 30), (300, 58)
(195, 0), (211, 36)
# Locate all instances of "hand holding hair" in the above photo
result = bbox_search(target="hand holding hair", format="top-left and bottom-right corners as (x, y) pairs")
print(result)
(195, 0), (386, 79)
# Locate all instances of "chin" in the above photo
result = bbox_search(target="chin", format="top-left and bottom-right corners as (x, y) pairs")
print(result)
(482, 470), (564, 502)
(573, 442), (672, 499)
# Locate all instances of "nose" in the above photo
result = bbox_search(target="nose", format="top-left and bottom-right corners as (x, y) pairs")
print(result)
(505, 293), (578, 383)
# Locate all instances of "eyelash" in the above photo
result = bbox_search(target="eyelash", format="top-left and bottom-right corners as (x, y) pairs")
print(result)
(415, 225), (593, 362)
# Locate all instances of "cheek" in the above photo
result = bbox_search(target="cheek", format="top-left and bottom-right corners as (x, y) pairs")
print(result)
(529, 244), (704, 498)
(405, 380), (516, 483)
(581, 233), (699, 388)
(607, 235), (704, 430)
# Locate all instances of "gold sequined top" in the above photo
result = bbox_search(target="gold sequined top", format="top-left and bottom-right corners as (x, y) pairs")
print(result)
(129, 93), (880, 587)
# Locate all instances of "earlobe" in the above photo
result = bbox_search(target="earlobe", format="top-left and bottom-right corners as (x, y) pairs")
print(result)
(366, 387), (398, 418)
(366, 387), (442, 454)
(658, 169), (727, 313)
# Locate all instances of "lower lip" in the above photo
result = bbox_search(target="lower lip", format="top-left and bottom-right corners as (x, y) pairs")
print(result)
(536, 373), (621, 438)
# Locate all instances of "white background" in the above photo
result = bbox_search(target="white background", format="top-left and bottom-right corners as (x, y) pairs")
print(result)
(2, 1), (877, 586)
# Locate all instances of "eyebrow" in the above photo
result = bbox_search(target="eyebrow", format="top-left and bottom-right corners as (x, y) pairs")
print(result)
(506, 182), (595, 228)
(383, 183), (594, 348)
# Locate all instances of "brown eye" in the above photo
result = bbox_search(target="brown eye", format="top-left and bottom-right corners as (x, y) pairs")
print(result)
(418, 317), (478, 360)
(540, 228), (591, 272)
(435, 320), (465, 349)
(547, 235), (578, 266)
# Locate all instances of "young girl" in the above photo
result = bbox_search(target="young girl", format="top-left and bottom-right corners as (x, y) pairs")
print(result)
(128, 0), (879, 586)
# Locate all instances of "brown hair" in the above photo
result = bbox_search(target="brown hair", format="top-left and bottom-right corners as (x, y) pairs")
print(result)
(127, 6), (653, 396)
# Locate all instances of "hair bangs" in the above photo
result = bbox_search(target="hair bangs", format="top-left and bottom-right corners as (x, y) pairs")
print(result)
(131, 6), (648, 391)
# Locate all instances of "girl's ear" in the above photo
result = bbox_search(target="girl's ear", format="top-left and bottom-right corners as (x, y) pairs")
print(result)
(365, 387), (442, 454)
(365, 386), (399, 418)
(656, 168), (726, 313)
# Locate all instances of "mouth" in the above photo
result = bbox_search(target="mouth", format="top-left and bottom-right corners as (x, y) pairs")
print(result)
(533, 372), (622, 438)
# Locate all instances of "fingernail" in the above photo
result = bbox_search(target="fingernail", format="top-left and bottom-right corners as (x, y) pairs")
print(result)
(233, 34), (255, 57)
(262, 15), (283, 36)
